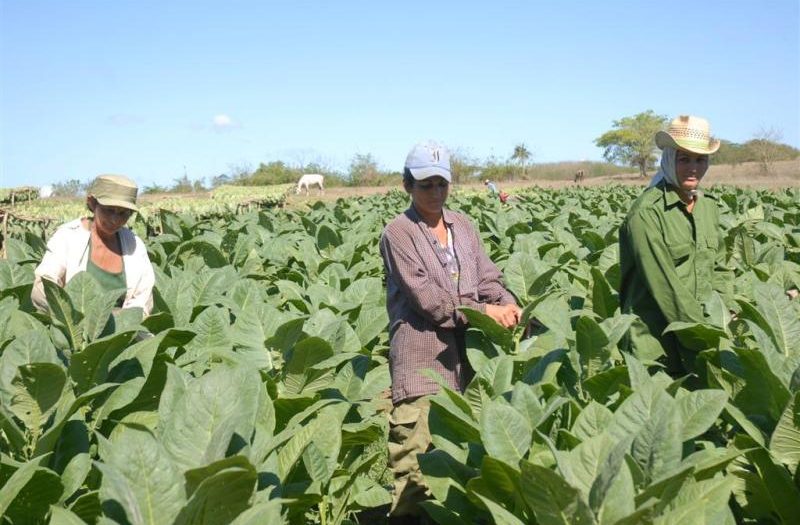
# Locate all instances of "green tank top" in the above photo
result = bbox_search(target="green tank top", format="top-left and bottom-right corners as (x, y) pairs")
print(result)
(86, 236), (127, 306)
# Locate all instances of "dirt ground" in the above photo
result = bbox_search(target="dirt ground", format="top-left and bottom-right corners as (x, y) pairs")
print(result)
(286, 159), (800, 206)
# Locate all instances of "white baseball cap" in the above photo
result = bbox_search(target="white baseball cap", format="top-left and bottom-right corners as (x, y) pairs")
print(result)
(404, 140), (451, 182)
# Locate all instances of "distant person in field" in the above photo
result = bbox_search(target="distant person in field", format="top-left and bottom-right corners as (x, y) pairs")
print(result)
(32, 175), (155, 316)
(484, 179), (498, 194)
(380, 140), (521, 521)
(619, 115), (728, 376)
(574, 168), (585, 184)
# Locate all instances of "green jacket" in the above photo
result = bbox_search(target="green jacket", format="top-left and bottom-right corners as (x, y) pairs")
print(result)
(619, 182), (725, 374)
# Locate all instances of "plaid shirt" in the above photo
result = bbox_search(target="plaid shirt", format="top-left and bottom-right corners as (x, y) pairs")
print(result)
(380, 206), (517, 404)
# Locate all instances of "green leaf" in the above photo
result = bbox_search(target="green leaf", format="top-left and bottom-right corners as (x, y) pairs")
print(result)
(473, 493), (527, 525)
(49, 505), (90, 525)
(591, 267), (617, 319)
(68, 331), (135, 395)
(229, 500), (286, 525)
(675, 389), (728, 441)
(663, 322), (726, 351)
(9, 363), (66, 432)
(0, 329), (61, 408)
(732, 347), (791, 428)
(0, 455), (61, 522)
(519, 462), (596, 525)
(753, 282), (800, 357)
(97, 425), (185, 525)
(173, 240), (228, 268)
(770, 391), (800, 473)
(460, 306), (514, 351)
(575, 316), (610, 379)
(43, 278), (84, 350)
(316, 224), (342, 251)
(480, 400), (532, 467)
(64, 272), (121, 343)
(572, 401), (613, 441)
(283, 336), (335, 395)
(160, 365), (261, 471)
(417, 449), (476, 517)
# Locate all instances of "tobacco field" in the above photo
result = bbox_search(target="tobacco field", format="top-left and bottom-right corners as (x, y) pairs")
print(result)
(1, 185), (799, 524)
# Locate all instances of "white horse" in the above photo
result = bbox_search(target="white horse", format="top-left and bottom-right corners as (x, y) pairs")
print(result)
(296, 174), (324, 195)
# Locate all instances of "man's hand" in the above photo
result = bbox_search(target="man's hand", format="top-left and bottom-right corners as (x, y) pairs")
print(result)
(788, 288), (799, 300)
(485, 303), (522, 328)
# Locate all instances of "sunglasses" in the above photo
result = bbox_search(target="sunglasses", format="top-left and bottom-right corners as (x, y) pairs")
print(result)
(416, 181), (449, 191)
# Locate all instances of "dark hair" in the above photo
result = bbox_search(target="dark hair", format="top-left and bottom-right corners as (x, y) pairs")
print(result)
(403, 168), (415, 190)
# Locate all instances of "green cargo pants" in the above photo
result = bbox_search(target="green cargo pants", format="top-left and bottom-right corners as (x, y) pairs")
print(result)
(388, 396), (432, 518)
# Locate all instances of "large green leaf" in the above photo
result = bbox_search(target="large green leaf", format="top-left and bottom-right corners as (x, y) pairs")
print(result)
(590, 267), (617, 319)
(572, 401), (613, 441)
(9, 363), (66, 433)
(159, 365), (261, 471)
(480, 400), (532, 467)
(732, 347), (791, 428)
(575, 316), (610, 379)
(175, 458), (258, 525)
(753, 282), (800, 357)
(473, 493), (527, 525)
(0, 329), (61, 407)
(770, 391), (800, 473)
(417, 449), (476, 518)
(674, 389), (729, 441)
(63, 272), (122, 344)
(283, 336), (335, 395)
(68, 331), (135, 395)
(0, 455), (62, 523)
(519, 462), (596, 525)
(43, 278), (84, 350)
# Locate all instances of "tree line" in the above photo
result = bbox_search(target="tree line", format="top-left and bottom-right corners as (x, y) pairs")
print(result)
(44, 111), (798, 196)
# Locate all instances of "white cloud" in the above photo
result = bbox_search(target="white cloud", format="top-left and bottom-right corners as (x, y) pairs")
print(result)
(212, 114), (240, 132)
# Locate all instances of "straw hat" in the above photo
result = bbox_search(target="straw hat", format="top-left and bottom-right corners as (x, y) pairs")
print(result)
(655, 115), (720, 154)
(89, 174), (139, 211)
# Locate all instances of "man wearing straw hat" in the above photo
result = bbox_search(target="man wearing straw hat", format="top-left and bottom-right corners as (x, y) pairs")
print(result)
(619, 115), (729, 376)
(32, 174), (155, 316)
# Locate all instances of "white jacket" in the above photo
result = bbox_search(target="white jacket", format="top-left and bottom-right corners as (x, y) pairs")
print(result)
(32, 219), (155, 315)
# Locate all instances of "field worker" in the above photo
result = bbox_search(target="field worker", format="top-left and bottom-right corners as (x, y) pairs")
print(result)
(619, 115), (727, 376)
(380, 140), (521, 521)
(32, 174), (155, 316)
(484, 179), (498, 194)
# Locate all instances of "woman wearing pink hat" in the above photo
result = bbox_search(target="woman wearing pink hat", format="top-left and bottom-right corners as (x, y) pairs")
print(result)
(619, 115), (726, 376)
(32, 174), (155, 316)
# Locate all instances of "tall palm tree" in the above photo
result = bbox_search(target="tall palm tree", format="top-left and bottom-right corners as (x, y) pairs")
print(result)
(511, 143), (531, 179)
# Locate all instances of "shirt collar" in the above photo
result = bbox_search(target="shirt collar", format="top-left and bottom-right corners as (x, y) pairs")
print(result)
(407, 204), (454, 226)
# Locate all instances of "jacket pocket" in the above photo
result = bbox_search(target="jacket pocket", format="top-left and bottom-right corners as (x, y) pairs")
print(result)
(667, 241), (692, 266)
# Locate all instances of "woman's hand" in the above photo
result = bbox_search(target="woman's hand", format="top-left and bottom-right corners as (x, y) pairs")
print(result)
(485, 303), (522, 328)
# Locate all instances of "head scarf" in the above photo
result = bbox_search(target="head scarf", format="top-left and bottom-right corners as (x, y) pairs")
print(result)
(647, 147), (700, 200)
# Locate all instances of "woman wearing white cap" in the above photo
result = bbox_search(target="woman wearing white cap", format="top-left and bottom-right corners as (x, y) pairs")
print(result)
(32, 174), (155, 316)
(379, 141), (521, 521)
(619, 115), (727, 376)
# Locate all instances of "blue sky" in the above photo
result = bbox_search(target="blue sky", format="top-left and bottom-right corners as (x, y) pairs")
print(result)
(1, 0), (798, 188)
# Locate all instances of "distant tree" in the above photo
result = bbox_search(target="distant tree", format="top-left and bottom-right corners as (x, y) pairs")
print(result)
(748, 127), (784, 174)
(171, 174), (193, 193)
(211, 173), (231, 187)
(142, 183), (169, 194)
(511, 143), (532, 178)
(714, 140), (749, 169)
(192, 178), (207, 192)
(243, 161), (298, 185)
(51, 179), (88, 197)
(595, 110), (668, 177)
(450, 149), (480, 184)
(348, 153), (380, 186)
(226, 161), (253, 182)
